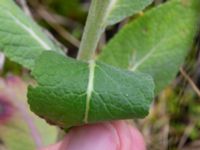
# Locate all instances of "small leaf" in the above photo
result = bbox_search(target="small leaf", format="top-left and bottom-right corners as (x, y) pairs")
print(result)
(28, 51), (154, 128)
(105, 0), (153, 26)
(0, 0), (64, 69)
(0, 76), (57, 150)
(99, 0), (200, 93)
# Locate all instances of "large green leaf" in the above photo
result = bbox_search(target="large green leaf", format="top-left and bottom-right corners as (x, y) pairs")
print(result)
(0, 77), (57, 150)
(99, 0), (200, 93)
(0, 0), (64, 69)
(28, 51), (154, 128)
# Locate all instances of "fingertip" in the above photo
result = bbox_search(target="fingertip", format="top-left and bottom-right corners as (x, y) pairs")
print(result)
(128, 124), (146, 150)
(111, 121), (146, 150)
(40, 121), (146, 150)
(111, 121), (133, 150)
(61, 123), (120, 150)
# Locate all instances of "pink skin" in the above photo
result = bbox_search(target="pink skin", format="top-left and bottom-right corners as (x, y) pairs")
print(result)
(41, 121), (146, 150)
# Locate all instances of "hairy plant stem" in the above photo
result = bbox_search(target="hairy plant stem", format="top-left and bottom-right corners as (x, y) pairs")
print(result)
(77, 0), (109, 61)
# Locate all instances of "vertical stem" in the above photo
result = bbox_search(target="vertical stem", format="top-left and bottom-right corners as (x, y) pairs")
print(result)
(77, 0), (109, 61)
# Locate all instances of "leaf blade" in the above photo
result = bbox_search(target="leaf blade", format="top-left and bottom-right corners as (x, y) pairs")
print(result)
(0, 0), (64, 69)
(106, 0), (153, 25)
(28, 51), (154, 128)
(99, 0), (200, 93)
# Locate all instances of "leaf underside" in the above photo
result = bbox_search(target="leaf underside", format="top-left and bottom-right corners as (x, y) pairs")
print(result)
(28, 51), (154, 128)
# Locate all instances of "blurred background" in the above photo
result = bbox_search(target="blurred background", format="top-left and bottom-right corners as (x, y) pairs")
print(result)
(1, 0), (200, 149)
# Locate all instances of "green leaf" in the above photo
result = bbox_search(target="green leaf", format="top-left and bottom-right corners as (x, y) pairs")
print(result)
(105, 0), (153, 26)
(0, 0), (64, 69)
(28, 51), (154, 128)
(0, 76), (57, 150)
(98, 0), (200, 93)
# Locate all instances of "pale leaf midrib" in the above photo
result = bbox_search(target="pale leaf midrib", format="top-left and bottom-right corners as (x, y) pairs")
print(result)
(84, 60), (96, 123)
(6, 11), (51, 50)
(130, 37), (173, 71)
